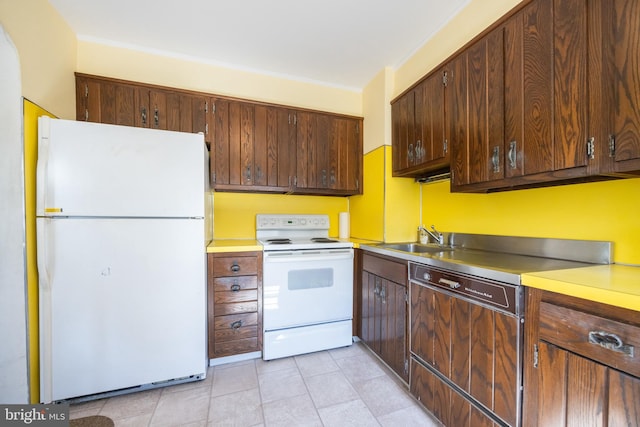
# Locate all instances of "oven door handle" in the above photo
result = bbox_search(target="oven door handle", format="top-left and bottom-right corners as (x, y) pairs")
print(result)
(264, 250), (353, 263)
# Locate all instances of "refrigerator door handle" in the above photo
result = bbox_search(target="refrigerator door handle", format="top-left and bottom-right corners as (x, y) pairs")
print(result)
(36, 116), (50, 217)
(36, 218), (53, 403)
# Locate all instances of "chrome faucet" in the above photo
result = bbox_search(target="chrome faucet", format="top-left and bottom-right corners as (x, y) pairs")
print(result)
(422, 225), (444, 246)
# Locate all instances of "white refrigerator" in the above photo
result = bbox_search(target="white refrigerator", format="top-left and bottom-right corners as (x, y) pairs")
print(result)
(36, 117), (211, 403)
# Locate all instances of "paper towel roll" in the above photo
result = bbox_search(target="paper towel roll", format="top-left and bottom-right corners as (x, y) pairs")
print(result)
(339, 212), (350, 239)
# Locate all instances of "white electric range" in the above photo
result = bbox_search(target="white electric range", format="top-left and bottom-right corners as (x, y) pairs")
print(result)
(257, 214), (354, 360)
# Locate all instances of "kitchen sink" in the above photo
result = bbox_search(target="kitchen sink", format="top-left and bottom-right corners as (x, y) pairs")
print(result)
(377, 243), (453, 254)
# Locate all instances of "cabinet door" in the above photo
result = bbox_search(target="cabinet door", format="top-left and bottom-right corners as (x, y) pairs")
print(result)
(380, 278), (408, 382)
(448, 53), (469, 187)
(535, 341), (640, 427)
(451, 28), (505, 189)
(210, 99), (253, 187)
(295, 111), (361, 194)
(361, 271), (380, 354)
(391, 91), (415, 174)
(252, 106), (295, 190)
(553, 0), (590, 172)
(610, 0), (640, 173)
(504, 0), (554, 178)
(76, 76), (137, 126)
(419, 70), (448, 168)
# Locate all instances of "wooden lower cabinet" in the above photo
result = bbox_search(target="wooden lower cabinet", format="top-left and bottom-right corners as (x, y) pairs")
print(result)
(411, 358), (498, 427)
(360, 252), (409, 382)
(523, 288), (640, 427)
(207, 252), (263, 359)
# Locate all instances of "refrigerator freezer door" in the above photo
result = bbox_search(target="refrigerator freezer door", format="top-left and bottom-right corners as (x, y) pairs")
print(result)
(37, 117), (206, 218)
(38, 217), (206, 403)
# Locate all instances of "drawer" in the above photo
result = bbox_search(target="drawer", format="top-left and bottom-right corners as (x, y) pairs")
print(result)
(213, 276), (258, 292)
(212, 256), (258, 277)
(213, 312), (258, 333)
(214, 301), (258, 316)
(214, 337), (259, 356)
(214, 324), (258, 343)
(539, 301), (640, 377)
(363, 253), (407, 284)
(214, 288), (258, 304)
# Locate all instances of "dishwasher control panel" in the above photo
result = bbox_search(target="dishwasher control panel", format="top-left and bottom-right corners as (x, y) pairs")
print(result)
(409, 262), (522, 316)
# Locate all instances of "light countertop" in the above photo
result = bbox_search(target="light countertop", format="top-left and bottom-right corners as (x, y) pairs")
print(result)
(206, 237), (381, 253)
(521, 264), (640, 311)
(206, 239), (262, 253)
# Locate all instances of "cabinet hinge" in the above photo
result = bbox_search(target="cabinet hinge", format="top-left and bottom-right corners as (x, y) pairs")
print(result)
(443, 139), (448, 154)
(356, 178), (359, 190)
(84, 109), (88, 121)
(533, 343), (539, 368)
(609, 135), (616, 157)
(204, 101), (208, 114)
(212, 172), (216, 184)
(404, 359), (409, 375)
(294, 113), (297, 126)
(405, 290), (408, 303)
(442, 71), (448, 87)
(211, 102), (216, 114)
(587, 137), (596, 160)
(84, 84), (89, 97)
(205, 123), (209, 135)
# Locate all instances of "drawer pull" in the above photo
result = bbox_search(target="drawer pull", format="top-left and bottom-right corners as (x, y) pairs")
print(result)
(230, 262), (240, 273)
(439, 278), (461, 289)
(230, 282), (241, 292)
(230, 320), (243, 329)
(588, 331), (635, 358)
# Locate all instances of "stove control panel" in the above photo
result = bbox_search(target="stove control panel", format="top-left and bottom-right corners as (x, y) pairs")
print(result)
(257, 214), (330, 230)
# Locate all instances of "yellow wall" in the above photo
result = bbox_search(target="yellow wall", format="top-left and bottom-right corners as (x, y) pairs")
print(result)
(76, 41), (362, 117)
(0, 0), (77, 119)
(393, 0), (522, 97)
(421, 178), (640, 265)
(213, 193), (349, 239)
(350, 147), (385, 241)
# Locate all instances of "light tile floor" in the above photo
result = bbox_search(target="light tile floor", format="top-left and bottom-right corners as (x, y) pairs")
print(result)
(70, 342), (441, 426)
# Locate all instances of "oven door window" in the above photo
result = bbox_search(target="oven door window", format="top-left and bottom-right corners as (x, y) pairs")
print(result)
(288, 268), (333, 290)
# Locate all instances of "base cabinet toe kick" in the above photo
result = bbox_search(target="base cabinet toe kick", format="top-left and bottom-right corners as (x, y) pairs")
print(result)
(409, 262), (524, 427)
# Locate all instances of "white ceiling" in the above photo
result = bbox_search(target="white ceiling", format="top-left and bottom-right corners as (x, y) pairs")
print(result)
(49, 0), (469, 91)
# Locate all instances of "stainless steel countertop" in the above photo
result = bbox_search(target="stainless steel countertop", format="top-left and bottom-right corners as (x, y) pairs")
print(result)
(360, 234), (613, 286)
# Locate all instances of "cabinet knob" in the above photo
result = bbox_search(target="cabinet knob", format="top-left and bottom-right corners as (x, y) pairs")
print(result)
(230, 320), (243, 329)
(230, 262), (240, 273)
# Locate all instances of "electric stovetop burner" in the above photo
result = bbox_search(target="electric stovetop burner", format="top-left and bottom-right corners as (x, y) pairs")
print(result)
(256, 214), (353, 251)
(311, 237), (338, 243)
(266, 238), (292, 244)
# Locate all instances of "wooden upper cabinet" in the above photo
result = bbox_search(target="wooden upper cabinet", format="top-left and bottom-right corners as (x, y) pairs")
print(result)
(605, 0), (640, 174)
(211, 99), (298, 193)
(295, 111), (362, 195)
(76, 75), (137, 126)
(392, 69), (449, 178)
(75, 73), (362, 196)
(450, 27), (504, 190)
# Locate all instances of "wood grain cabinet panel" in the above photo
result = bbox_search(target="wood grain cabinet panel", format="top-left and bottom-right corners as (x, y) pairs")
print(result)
(392, 69), (449, 178)
(524, 288), (640, 427)
(75, 73), (362, 196)
(207, 252), (262, 359)
(409, 273), (520, 426)
(361, 252), (408, 382)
